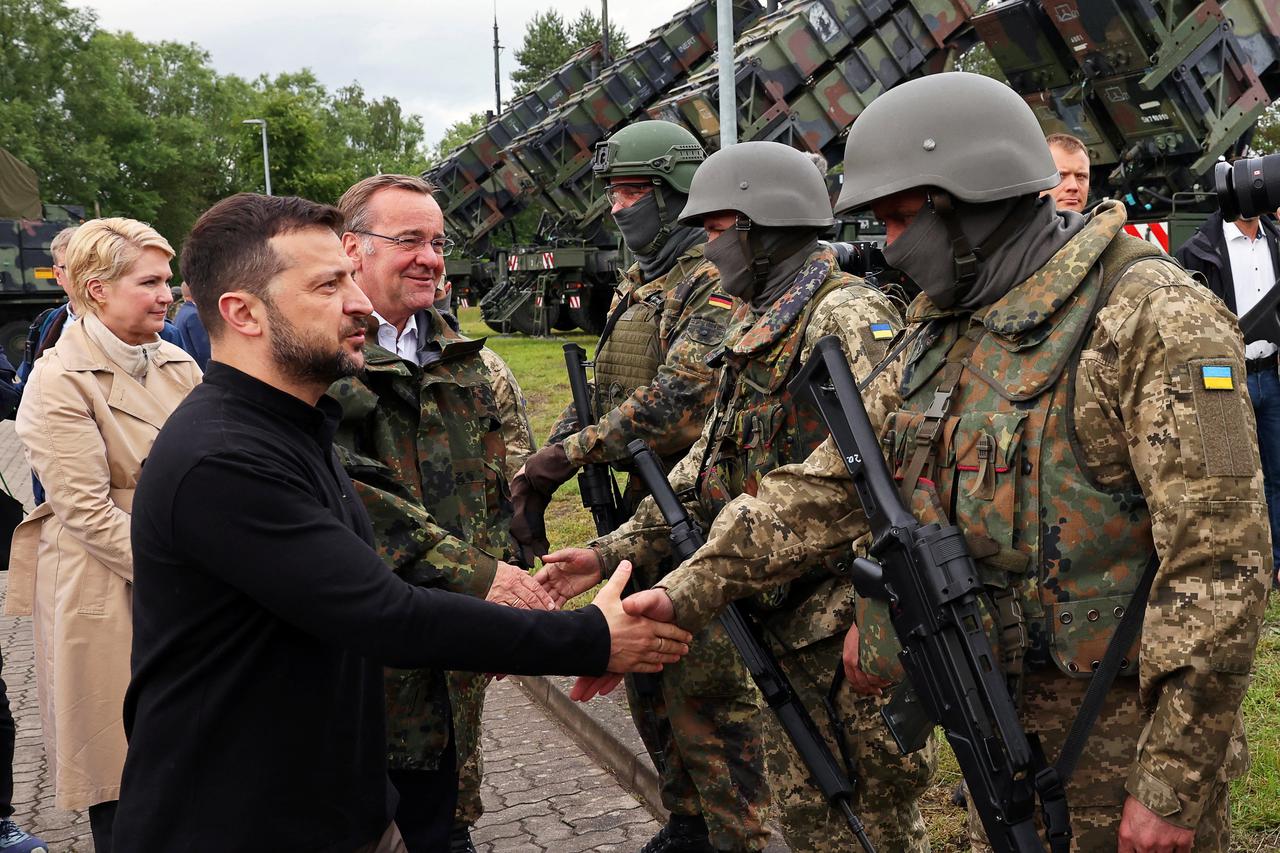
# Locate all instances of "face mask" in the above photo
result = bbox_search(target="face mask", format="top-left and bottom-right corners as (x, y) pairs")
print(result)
(881, 205), (960, 309)
(611, 191), (666, 255)
(703, 228), (756, 299)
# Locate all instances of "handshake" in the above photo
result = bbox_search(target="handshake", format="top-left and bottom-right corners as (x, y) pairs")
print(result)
(487, 550), (682, 696)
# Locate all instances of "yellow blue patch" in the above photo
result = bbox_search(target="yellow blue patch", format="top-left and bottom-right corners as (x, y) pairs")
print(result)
(707, 293), (733, 310)
(1201, 365), (1234, 391)
(870, 323), (893, 340)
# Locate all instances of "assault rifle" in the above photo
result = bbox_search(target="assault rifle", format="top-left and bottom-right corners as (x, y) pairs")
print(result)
(627, 439), (876, 853)
(791, 335), (1059, 853)
(563, 343), (667, 776)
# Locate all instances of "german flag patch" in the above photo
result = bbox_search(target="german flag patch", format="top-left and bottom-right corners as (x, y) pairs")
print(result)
(707, 293), (733, 310)
(869, 323), (894, 340)
(1201, 365), (1234, 391)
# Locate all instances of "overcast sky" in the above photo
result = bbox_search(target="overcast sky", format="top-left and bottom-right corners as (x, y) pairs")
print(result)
(70, 0), (695, 145)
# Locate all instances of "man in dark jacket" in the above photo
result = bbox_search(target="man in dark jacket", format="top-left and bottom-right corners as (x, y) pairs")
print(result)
(1176, 208), (1280, 582)
(114, 192), (692, 852)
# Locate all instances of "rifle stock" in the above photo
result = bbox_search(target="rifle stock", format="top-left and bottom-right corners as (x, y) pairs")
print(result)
(790, 335), (1054, 853)
(628, 439), (875, 853)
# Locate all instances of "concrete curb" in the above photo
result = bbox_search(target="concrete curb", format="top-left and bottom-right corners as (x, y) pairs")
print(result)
(511, 674), (666, 819)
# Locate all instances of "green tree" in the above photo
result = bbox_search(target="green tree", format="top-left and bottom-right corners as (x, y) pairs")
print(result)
(428, 111), (489, 165)
(511, 10), (570, 96)
(568, 9), (628, 54)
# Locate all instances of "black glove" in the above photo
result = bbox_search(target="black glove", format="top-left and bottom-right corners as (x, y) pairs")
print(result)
(509, 444), (577, 564)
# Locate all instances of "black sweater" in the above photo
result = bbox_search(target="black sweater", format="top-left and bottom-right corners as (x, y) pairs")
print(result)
(114, 363), (610, 852)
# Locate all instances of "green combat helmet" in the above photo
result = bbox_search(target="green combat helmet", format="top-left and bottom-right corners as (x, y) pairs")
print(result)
(592, 119), (706, 194)
(835, 71), (1059, 213)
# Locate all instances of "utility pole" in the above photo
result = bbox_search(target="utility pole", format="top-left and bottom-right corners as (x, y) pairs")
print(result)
(492, 4), (502, 114)
(601, 0), (611, 66)
(716, 0), (737, 147)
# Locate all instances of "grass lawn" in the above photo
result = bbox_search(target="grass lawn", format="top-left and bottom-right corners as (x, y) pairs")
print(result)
(462, 306), (1280, 851)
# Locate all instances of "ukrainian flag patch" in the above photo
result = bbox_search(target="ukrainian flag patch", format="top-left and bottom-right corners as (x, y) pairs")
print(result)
(707, 293), (733, 310)
(870, 323), (894, 340)
(1201, 365), (1234, 391)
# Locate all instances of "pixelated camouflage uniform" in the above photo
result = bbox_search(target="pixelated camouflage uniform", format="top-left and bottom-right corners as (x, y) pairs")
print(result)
(330, 308), (518, 829)
(595, 246), (932, 853)
(656, 202), (1272, 850)
(479, 346), (535, 477)
(551, 247), (772, 850)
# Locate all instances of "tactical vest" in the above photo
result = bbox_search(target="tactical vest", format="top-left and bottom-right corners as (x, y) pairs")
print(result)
(696, 267), (865, 648)
(594, 289), (665, 413)
(593, 252), (707, 413)
(861, 235), (1168, 685)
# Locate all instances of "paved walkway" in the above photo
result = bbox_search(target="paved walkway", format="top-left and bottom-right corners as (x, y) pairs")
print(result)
(0, 421), (668, 851)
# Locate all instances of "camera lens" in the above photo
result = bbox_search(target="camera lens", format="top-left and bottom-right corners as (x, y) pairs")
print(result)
(1215, 153), (1280, 221)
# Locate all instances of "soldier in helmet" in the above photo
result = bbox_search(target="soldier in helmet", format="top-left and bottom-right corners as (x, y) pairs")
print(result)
(541, 140), (931, 853)
(512, 120), (768, 853)
(617, 72), (1271, 852)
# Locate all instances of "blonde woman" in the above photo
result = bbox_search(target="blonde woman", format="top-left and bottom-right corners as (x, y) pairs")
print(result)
(5, 218), (200, 851)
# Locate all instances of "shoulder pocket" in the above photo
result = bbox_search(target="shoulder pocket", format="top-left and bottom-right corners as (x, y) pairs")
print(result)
(683, 316), (727, 348)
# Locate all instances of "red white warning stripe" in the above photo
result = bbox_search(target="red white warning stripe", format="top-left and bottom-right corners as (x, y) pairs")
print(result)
(542, 252), (555, 268)
(507, 255), (518, 272)
(1122, 222), (1170, 252)
(569, 295), (581, 309)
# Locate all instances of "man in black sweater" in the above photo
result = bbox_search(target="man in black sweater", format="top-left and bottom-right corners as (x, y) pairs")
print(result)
(113, 193), (692, 852)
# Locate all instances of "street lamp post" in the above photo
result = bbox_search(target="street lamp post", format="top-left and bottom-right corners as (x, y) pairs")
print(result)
(242, 118), (272, 196)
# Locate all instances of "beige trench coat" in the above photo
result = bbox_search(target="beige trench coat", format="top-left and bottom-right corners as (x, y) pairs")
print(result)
(5, 319), (200, 810)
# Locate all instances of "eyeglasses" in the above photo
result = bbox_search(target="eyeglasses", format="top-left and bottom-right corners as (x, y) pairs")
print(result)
(604, 184), (654, 206)
(354, 230), (455, 257)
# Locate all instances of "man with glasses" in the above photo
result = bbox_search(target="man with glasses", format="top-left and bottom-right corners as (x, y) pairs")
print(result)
(330, 174), (548, 853)
(511, 121), (768, 853)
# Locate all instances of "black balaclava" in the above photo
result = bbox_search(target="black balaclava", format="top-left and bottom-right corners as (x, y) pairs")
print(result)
(882, 193), (1087, 311)
(612, 188), (703, 282)
(703, 222), (820, 311)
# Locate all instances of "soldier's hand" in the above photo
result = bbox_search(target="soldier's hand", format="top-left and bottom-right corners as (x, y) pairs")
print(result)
(538, 547), (604, 607)
(487, 561), (558, 611)
(621, 587), (676, 623)
(1117, 796), (1194, 853)
(842, 623), (893, 696)
(593, 563), (691, 674)
(570, 671), (624, 702)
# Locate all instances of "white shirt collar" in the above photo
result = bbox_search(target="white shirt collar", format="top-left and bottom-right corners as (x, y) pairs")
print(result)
(1223, 219), (1263, 243)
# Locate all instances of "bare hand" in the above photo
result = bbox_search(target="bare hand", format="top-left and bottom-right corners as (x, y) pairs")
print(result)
(621, 587), (676, 622)
(1117, 796), (1194, 853)
(842, 623), (893, 696)
(486, 561), (558, 611)
(570, 672), (625, 701)
(538, 548), (604, 607)
(593, 562), (691, 674)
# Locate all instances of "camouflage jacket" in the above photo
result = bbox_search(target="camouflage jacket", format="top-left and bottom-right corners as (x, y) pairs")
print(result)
(656, 201), (1271, 829)
(479, 346), (535, 477)
(329, 308), (514, 770)
(548, 244), (735, 469)
(594, 245), (903, 650)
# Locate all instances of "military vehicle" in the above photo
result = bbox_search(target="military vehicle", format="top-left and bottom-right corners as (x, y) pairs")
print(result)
(425, 0), (1280, 336)
(0, 148), (83, 364)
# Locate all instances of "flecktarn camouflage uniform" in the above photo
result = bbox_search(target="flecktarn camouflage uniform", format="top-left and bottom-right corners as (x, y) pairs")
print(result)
(551, 248), (775, 850)
(595, 245), (932, 853)
(656, 201), (1271, 851)
(330, 308), (519, 830)
(479, 345), (535, 478)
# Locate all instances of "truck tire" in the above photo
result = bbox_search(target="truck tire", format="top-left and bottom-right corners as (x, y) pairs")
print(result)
(0, 319), (30, 367)
(508, 301), (561, 336)
(568, 289), (609, 336)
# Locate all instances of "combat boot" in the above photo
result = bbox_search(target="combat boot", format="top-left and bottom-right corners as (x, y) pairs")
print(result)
(639, 813), (714, 853)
